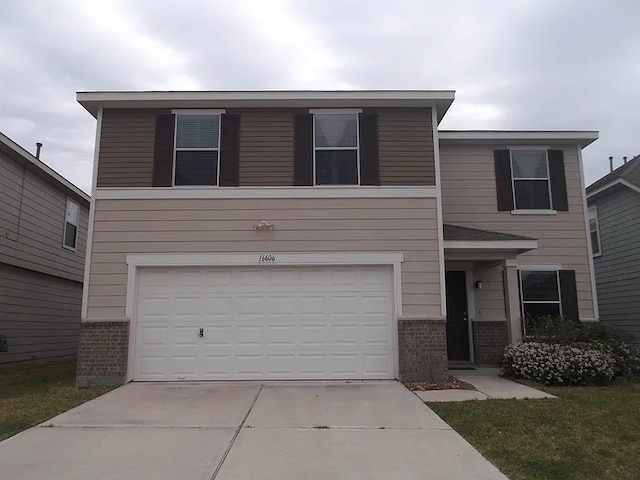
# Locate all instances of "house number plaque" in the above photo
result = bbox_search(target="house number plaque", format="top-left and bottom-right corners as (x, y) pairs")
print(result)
(258, 254), (276, 263)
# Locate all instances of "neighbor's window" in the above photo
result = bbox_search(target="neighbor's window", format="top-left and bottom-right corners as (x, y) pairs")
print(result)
(314, 113), (359, 185)
(519, 270), (562, 321)
(174, 114), (220, 186)
(63, 198), (79, 249)
(511, 150), (552, 210)
(588, 207), (601, 256)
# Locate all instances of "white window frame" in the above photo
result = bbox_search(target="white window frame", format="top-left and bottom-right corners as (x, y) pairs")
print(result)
(510, 148), (553, 211)
(311, 109), (362, 187)
(62, 197), (79, 251)
(171, 109), (224, 187)
(588, 206), (602, 257)
(518, 270), (562, 331)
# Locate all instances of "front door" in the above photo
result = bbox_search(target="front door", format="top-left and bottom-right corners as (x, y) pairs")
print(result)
(445, 271), (470, 361)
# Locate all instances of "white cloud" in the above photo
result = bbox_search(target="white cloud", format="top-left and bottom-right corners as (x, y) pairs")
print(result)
(1, 0), (639, 191)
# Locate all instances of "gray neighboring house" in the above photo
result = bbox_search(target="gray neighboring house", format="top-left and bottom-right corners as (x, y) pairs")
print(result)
(0, 132), (90, 365)
(586, 155), (640, 348)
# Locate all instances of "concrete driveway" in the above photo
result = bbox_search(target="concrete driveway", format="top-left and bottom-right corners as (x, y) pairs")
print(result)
(0, 381), (507, 480)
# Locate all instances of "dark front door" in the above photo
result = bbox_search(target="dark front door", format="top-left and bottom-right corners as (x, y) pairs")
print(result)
(446, 271), (470, 361)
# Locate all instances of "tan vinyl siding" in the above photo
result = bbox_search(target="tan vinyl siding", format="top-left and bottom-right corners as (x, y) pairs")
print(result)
(440, 144), (595, 319)
(0, 152), (88, 283)
(0, 263), (81, 364)
(473, 264), (507, 321)
(97, 109), (161, 187)
(377, 108), (435, 186)
(87, 197), (441, 319)
(238, 111), (294, 186)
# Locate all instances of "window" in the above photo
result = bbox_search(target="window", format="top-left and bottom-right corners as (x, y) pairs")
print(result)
(314, 113), (359, 185)
(588, 207), (601, 256)
(174, 114), (220, 186)
(63, 198), (79, 250)
(519, 270), (561, 332)
(511, 150), (552, 210)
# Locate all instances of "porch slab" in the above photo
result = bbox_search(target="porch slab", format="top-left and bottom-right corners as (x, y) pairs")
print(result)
(452, 369), (556, 400)
(416, 390), (489, 402)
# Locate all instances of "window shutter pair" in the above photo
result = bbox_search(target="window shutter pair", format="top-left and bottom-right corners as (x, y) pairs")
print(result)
(152, 114), (240, 187)
(294, 113), (380, 186)
(494, 149), (568, 211)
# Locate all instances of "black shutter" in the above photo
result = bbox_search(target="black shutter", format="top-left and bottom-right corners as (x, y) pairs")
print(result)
(293, 114), (313, 186)
(219, 114), (240, 187)
(548, 149), (568, 211)
(152, 114), (175, 187)
(494, 149), (513, 211)
(559, 270), (579, 321)
(359, 113), (380, 185)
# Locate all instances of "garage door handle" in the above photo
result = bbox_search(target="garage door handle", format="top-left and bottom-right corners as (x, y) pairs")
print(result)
(198, 328), (204, 338)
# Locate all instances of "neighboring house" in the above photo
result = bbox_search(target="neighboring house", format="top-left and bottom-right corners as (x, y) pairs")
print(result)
(0, 133), (90, 365)
(75, 90), (599, 385)
(586, 155), (640, 348)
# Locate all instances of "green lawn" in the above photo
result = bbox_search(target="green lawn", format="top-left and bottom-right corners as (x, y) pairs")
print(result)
(0, 361), (113, 441)
(428, 381), (640, 480)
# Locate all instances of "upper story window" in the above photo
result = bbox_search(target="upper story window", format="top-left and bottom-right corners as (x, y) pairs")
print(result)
(313, 113), (360, 185)
(511, 150), (551, 210)
(588, 206), (601, 256)
(173, 113), (221, 186)
(494, 148), (569, 213)
(63, 198), (79, 250)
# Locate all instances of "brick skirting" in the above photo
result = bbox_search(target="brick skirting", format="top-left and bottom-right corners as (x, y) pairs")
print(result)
(398, 318), (447, 383)
(76, 321), (129, 387)
(473, 321), (507, 366)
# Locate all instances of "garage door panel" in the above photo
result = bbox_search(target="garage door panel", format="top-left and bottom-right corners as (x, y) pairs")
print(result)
(134, 265), (395, 380)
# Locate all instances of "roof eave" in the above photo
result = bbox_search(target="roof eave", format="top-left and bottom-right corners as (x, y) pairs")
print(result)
(443, 239), (539, 252)
(0, 132), (90, 203)
(587, 178), (640, 199)
(76, 90), (456, 122)
(438, 130), (599, 148)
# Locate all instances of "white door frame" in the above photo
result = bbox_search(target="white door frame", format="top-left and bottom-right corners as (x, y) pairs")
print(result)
(125, 252), (404, 382)
(444, 262), (476, 363)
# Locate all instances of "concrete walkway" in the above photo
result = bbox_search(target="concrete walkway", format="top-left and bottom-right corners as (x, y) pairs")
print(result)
(0, 381), (508, 480)
(416, 368), (556, 402)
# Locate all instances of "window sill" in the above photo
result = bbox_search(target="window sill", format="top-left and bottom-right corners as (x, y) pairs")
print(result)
(510, 210), (557, 215)
(592, 252), (602, 258)
(62, 244), (77, 252)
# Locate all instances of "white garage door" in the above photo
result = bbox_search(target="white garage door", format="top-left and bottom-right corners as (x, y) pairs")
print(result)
(134, 265), (395, 381)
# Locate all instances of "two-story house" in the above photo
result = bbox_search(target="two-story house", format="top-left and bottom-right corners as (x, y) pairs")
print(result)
(75, 90), (598, 385)
(0, 132), (89, 365)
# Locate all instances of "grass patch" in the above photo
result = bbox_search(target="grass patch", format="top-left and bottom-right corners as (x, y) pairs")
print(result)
(428, 381), (640, 480)
(0, 361), (113, 441)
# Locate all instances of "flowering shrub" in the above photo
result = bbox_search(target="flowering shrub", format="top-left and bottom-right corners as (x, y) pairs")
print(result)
(501, 342), (616, 385)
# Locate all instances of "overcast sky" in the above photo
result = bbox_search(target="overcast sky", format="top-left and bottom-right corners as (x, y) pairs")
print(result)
(1, 0), (639, 194)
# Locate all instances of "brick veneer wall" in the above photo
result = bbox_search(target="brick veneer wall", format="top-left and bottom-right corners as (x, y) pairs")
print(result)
(473, 321), (507, 365)
(398, 318), (447, 382)
(76, 321), (129, 387)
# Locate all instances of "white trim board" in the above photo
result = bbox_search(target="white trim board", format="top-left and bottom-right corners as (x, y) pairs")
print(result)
(126, 252), (404, 268)
(81, 107), (103, 319)
(124, 252), (405, 382)
(432, 107), (447, 319)
(94, 186), (438, 200)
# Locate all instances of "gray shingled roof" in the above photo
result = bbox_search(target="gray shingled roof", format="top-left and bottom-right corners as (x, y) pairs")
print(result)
(443, 224), (535, 242)
(586, 154), (640, 194)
